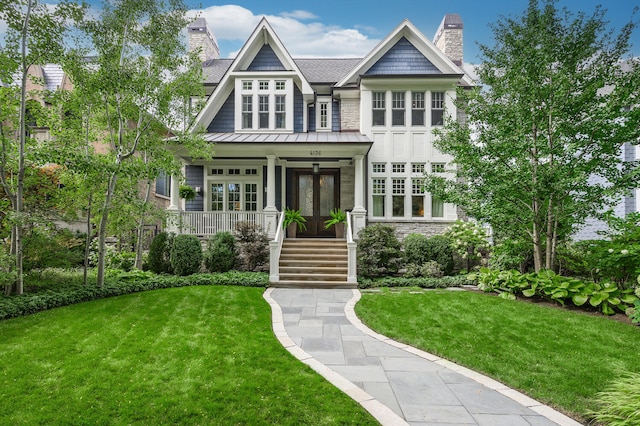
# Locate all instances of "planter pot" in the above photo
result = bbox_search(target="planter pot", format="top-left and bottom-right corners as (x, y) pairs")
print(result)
(287, 223), (297, 238)
(335, 223), (345, 239)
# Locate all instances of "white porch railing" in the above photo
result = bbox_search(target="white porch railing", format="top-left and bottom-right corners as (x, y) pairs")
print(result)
(346, 211), (357, 285)
(172, 211), (266, 236)
(269, 211), (285, 284)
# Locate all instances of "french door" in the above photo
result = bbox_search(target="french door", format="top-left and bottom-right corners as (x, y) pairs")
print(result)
(293, 169), (339, 237)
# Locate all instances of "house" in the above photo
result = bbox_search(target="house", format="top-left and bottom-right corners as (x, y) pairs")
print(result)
(166, 14), (473, 247)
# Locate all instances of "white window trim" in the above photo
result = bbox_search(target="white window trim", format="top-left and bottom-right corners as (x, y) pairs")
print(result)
(234, 78), (293, 132)
(316, 96), (333, 131)
(206, 176), (262, 213)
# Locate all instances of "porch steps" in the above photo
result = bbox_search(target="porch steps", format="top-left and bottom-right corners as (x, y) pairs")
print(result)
(271, 239), (355, 289)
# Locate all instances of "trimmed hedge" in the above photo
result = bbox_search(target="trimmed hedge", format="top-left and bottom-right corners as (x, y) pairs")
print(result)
(0, 271), (268, 321)
(358, 275), (469, 289)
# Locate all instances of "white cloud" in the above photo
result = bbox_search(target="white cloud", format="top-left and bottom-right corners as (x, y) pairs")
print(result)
(189, 4), (379, 58)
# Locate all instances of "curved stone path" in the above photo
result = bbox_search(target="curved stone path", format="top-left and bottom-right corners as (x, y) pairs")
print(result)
(264, 288), (583, 426)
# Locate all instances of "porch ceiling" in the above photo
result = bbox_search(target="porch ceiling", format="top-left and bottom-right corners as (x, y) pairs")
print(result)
(182, 132), (372, 160)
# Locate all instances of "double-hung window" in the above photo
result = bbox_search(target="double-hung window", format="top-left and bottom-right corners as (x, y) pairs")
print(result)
(392, 92), (405, 126)
(431, 91), (445, 126)
(258, 95), (269, 129)
(236, 79), (291, 131)
(242, 96), (253, 129)
(372, 92), (386, 126)
(275, 95), (286, 129)
(372, 178), (386, 217)
(412, 92), (425, 126)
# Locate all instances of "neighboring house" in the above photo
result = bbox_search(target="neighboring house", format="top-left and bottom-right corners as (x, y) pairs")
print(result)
(166, 14), (473, 244)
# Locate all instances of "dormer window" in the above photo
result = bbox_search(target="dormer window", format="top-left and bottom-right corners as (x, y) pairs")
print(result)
(235, 78), (293, 132)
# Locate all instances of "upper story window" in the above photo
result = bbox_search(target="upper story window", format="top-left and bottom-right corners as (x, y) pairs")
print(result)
(316, 97), (332, 131)
(412, 92), (425, 126)
(235, 78), (293, 132)
(431, 163), (445, 173)
(392, 92), (405, 126)
(412, 163), (425, 174)
(372, 163), (386, 173)
(372, 92), (386, 126)
(431, 91), (445, 126)
(392, 163), (405, 174)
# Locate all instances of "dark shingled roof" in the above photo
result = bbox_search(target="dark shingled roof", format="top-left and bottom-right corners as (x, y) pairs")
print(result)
(202, 58), (362, 85)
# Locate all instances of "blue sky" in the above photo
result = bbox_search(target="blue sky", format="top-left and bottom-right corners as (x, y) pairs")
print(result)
(180, 0), (640, 62)
(1, 1), (638, 63)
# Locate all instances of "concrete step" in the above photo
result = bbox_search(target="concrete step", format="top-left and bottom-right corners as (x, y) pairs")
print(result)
(270, 280), (357, 289)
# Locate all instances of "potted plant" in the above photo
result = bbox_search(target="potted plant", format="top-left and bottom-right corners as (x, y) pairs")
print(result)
(179, 184), (196, 201)
(324, 207), (347, 238)
(283, 207), (307, 238)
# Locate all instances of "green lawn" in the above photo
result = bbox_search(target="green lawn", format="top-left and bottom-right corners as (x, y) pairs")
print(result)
(0, 286), (377, 425)
(355, 289), (640, 424)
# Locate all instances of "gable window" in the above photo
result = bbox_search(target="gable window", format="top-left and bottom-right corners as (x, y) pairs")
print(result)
(372, 92), (386, 126)
(242, 96), (253, 129)
(392, 92), (405, 126)
(275, 95), (286, 129)
(372, 178), (386, 217)
(412, 92), (425, 126)
(259, 95), (269, 129)
(392, 178), (405, 217)
(412, 178), (425, 217)
(235, 78), (293, 131)
(431, 91), (445, 126)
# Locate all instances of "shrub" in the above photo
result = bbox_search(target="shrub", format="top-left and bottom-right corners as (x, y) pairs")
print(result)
(358, 274), (468, 289)
(489, 237), (534, 272)
(424, 235), (455, 276)
(170, 234), (203, 276)
(357, 224), (403, 277)
(404, 234), (430, 265)
(420, 260), (444, 278)
(147, 232), (173, 274)
(590, 371), (640, 426)
(444, 221), (489, 271)
(234, 222), (269, 272)
(110, 251), (136, 272)
(23, 228), (84, 271)
(204, 232), (237, 273)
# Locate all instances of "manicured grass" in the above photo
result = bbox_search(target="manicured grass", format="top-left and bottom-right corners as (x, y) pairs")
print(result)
(0, 286), (377, 425)
(355, 288), (640, 424)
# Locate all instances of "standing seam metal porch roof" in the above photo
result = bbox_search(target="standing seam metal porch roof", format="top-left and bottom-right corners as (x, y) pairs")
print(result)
(202, 132), (372, 143)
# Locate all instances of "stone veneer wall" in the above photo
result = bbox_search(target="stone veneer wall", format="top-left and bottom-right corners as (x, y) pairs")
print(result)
(367, 221), (454, 240)
(340, 163), (355, 210)
(189, 32), (218, 63)
(340, 98), (360, 131)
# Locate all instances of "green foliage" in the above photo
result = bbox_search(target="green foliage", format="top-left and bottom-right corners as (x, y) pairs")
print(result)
(109, 251), (136, 272)
(358, 274), (468, 289)
(425, 0), (640, 271)
(469, 268), (638, 315)
(234, 221), (269, 272)
(403, 234), (430, 265)
(283, 208), (307, 231)
(444, 221), (489, 261)
(147, 232), (173, 274)
(356, 224), (403, 277)
(490, 237), (534, 272)
(324, 208), (347, 229)
(22, 228), (85, 271)
(204, 232), (236, 273)
(170, 234), (203, 276)
(178, 184), (196, 201)
(425, 235), (455, 275)
(590, 371), (640, 426)
(559, 239), (640, 285)
(0, 270), (269, 320)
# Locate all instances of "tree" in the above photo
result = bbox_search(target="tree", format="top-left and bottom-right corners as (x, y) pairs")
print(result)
(68, 0), (210, 286)
(0, 0), (85, 295)
(425, 0), (640, 272)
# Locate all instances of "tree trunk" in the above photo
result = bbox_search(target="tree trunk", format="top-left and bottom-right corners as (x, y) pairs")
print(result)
(96, 171), (118, 287)
(83, 194), (92, 286)
(134, 179), (153, 270)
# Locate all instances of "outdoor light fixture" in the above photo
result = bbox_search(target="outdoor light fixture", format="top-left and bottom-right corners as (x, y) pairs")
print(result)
(313, 163), (319, 174)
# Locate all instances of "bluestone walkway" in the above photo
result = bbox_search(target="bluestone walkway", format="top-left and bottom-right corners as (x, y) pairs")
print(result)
(264, 288), (583, 426)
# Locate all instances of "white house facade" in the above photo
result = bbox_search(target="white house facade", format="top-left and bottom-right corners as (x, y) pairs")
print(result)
(166, 14), (473, 247)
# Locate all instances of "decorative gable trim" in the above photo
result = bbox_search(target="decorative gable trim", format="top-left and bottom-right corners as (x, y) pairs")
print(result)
(191, 18), (313, 133)
(335, 19), (463, 87)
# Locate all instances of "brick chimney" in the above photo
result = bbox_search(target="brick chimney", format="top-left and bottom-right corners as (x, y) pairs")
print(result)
(433, 14), (463, 66)
(187, 17), (220, 63)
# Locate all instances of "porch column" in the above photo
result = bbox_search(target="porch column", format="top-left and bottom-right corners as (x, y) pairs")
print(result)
(167, 173), (182, 233)
(351, 154), (366, 239)
(264, 155), (279, 239)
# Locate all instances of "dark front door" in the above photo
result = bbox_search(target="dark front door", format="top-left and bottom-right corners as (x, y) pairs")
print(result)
(293, 169), (339, 237)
